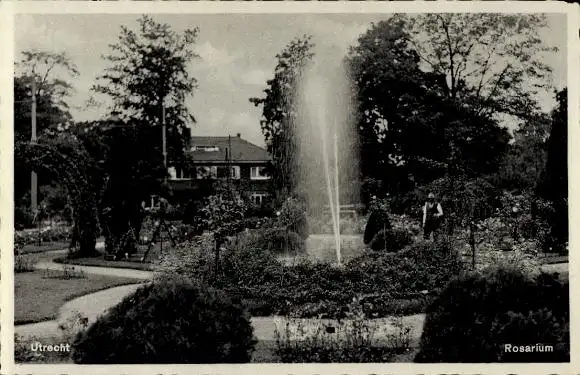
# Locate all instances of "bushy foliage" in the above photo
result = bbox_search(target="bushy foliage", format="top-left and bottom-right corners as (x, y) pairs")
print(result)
(154, 234), (216, 286)
(234, 227), (305, 255)
(14, 255), (36, 273)
(276, 196), (308, 238)
(369, 228), (413, 252)
(14, 227), (72, 250)
(71, 279), (256, 363)
(415, 266), (569, 362)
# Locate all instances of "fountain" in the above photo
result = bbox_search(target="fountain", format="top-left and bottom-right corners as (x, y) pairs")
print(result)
(295, 46), (360, 265)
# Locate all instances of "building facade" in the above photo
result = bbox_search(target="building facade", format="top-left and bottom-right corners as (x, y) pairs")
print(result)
(167, 134), (272, 205)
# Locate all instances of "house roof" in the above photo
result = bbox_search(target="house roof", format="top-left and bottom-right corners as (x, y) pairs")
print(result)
(186, 135), (271, 163)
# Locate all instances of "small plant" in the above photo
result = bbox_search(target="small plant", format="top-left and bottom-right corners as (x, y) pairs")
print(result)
(58, 310), (89, 338)
(14, 255), (36, 273)
(273, 297), (412, 362)
(42, 264), (86, 279)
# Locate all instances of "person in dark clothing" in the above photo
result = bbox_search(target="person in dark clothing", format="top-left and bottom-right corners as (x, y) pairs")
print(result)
(422, 192), (444, 240)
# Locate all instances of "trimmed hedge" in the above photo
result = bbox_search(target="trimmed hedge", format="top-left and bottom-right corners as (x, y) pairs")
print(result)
(71, 279), (256, 363)
(415, 266), (569, 363)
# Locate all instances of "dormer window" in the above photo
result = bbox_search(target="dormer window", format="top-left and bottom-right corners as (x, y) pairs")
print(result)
(191, 145), (219, 152)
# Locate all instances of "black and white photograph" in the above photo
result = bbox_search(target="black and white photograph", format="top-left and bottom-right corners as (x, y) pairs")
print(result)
(4, 1), (577, 369)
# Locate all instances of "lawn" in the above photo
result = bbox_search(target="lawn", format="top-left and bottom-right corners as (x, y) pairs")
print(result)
(15, 270), (141, 325)
(53, 253), (155, 271)
(19, 241), (70, 254)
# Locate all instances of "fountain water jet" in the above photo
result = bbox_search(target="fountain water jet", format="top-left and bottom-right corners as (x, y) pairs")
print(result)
(296, 47), (359, 265)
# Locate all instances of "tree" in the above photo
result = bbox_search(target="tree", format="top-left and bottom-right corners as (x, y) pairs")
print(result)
(92, 15), (199, 164)
(14, 50), (79, 226)
(250, 35), (315, 197)
(496, 114), (551, 191)
(405, 13), (556, 120)
(92, 16), (200, 255)
(14, 50), (79, 141)
(538, 88), (567, 251)
(347, 17), (510, 193)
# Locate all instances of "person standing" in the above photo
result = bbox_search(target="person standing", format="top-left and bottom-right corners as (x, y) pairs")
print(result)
(422, 192), (444, 240)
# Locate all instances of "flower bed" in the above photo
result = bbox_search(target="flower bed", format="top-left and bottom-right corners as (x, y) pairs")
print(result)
(157, 233), (465, 319)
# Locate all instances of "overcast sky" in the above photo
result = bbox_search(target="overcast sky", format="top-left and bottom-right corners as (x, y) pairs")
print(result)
(15, 13), (567, 147)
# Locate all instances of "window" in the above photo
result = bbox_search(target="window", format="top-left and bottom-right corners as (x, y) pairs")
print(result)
(191, 145), (219, 152)
(195, 166), (217, 179)
(168, 166), (192, 180)
(250, 193), (268, 205)
(250, 166), (270, 180)
(230, 166), (240, 179)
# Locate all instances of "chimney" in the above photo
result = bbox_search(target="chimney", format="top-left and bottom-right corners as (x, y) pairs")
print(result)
(237, 133), (241, 138)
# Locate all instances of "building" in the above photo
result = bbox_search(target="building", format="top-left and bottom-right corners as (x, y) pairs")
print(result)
(167, 133), (272, 206)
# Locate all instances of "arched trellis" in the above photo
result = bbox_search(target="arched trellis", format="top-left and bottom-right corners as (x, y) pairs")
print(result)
(15, 136), (102, 257)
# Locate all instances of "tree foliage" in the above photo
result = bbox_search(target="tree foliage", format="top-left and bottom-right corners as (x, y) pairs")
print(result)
(250, 35), (315, 197)
(347, 17), (511, 192)
(92, 15), (199, 163)
(405, 13), (556, 119)
(537, 88), (568, 249)
(15, 134), (102, 257)
(92, 16), (200, 254)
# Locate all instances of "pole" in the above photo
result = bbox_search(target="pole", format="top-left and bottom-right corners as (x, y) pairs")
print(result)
(31, 77), (38, 213)
(162, 101), (167, 177)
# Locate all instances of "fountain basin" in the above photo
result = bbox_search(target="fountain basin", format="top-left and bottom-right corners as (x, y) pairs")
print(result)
(305, 234), (365, 263)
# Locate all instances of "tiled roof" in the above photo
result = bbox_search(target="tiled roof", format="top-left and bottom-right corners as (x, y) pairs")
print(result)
(186, 135), (270, 163)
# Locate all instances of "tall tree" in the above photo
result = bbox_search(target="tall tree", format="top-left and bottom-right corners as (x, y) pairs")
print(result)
(92, 15), (199, 164)
(250, 35), (315, 197)
(347, 17), (510, 192)
(92, 16), (199, 255)
(14, 50), (79, 216)
(405, 13), (556, 120)
(14, 50), (79, 141)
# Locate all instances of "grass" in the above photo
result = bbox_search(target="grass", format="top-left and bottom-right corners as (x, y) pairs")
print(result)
(53, 254), (154, 271)
(15, 269), (142, 325)
(19, 241), (70, 254)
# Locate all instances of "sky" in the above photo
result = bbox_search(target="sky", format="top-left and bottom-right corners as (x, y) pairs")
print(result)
(15, 13), (567, 147)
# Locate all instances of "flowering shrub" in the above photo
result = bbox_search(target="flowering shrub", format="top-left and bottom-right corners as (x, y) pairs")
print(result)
(14, 226), (71, 248)
(200, 192), (247, 231)
(390, 214), (422, 236)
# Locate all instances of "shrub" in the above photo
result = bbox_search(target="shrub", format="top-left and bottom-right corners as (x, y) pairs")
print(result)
(277, 196), (308, 238)
(71, 279), (256, 364)
(14, 255), (36, 273)
(154, 234), (216, 285)
(415, 266), (569, 363)
(239, 227), (305, 255)
(369, 228), (413, 252)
